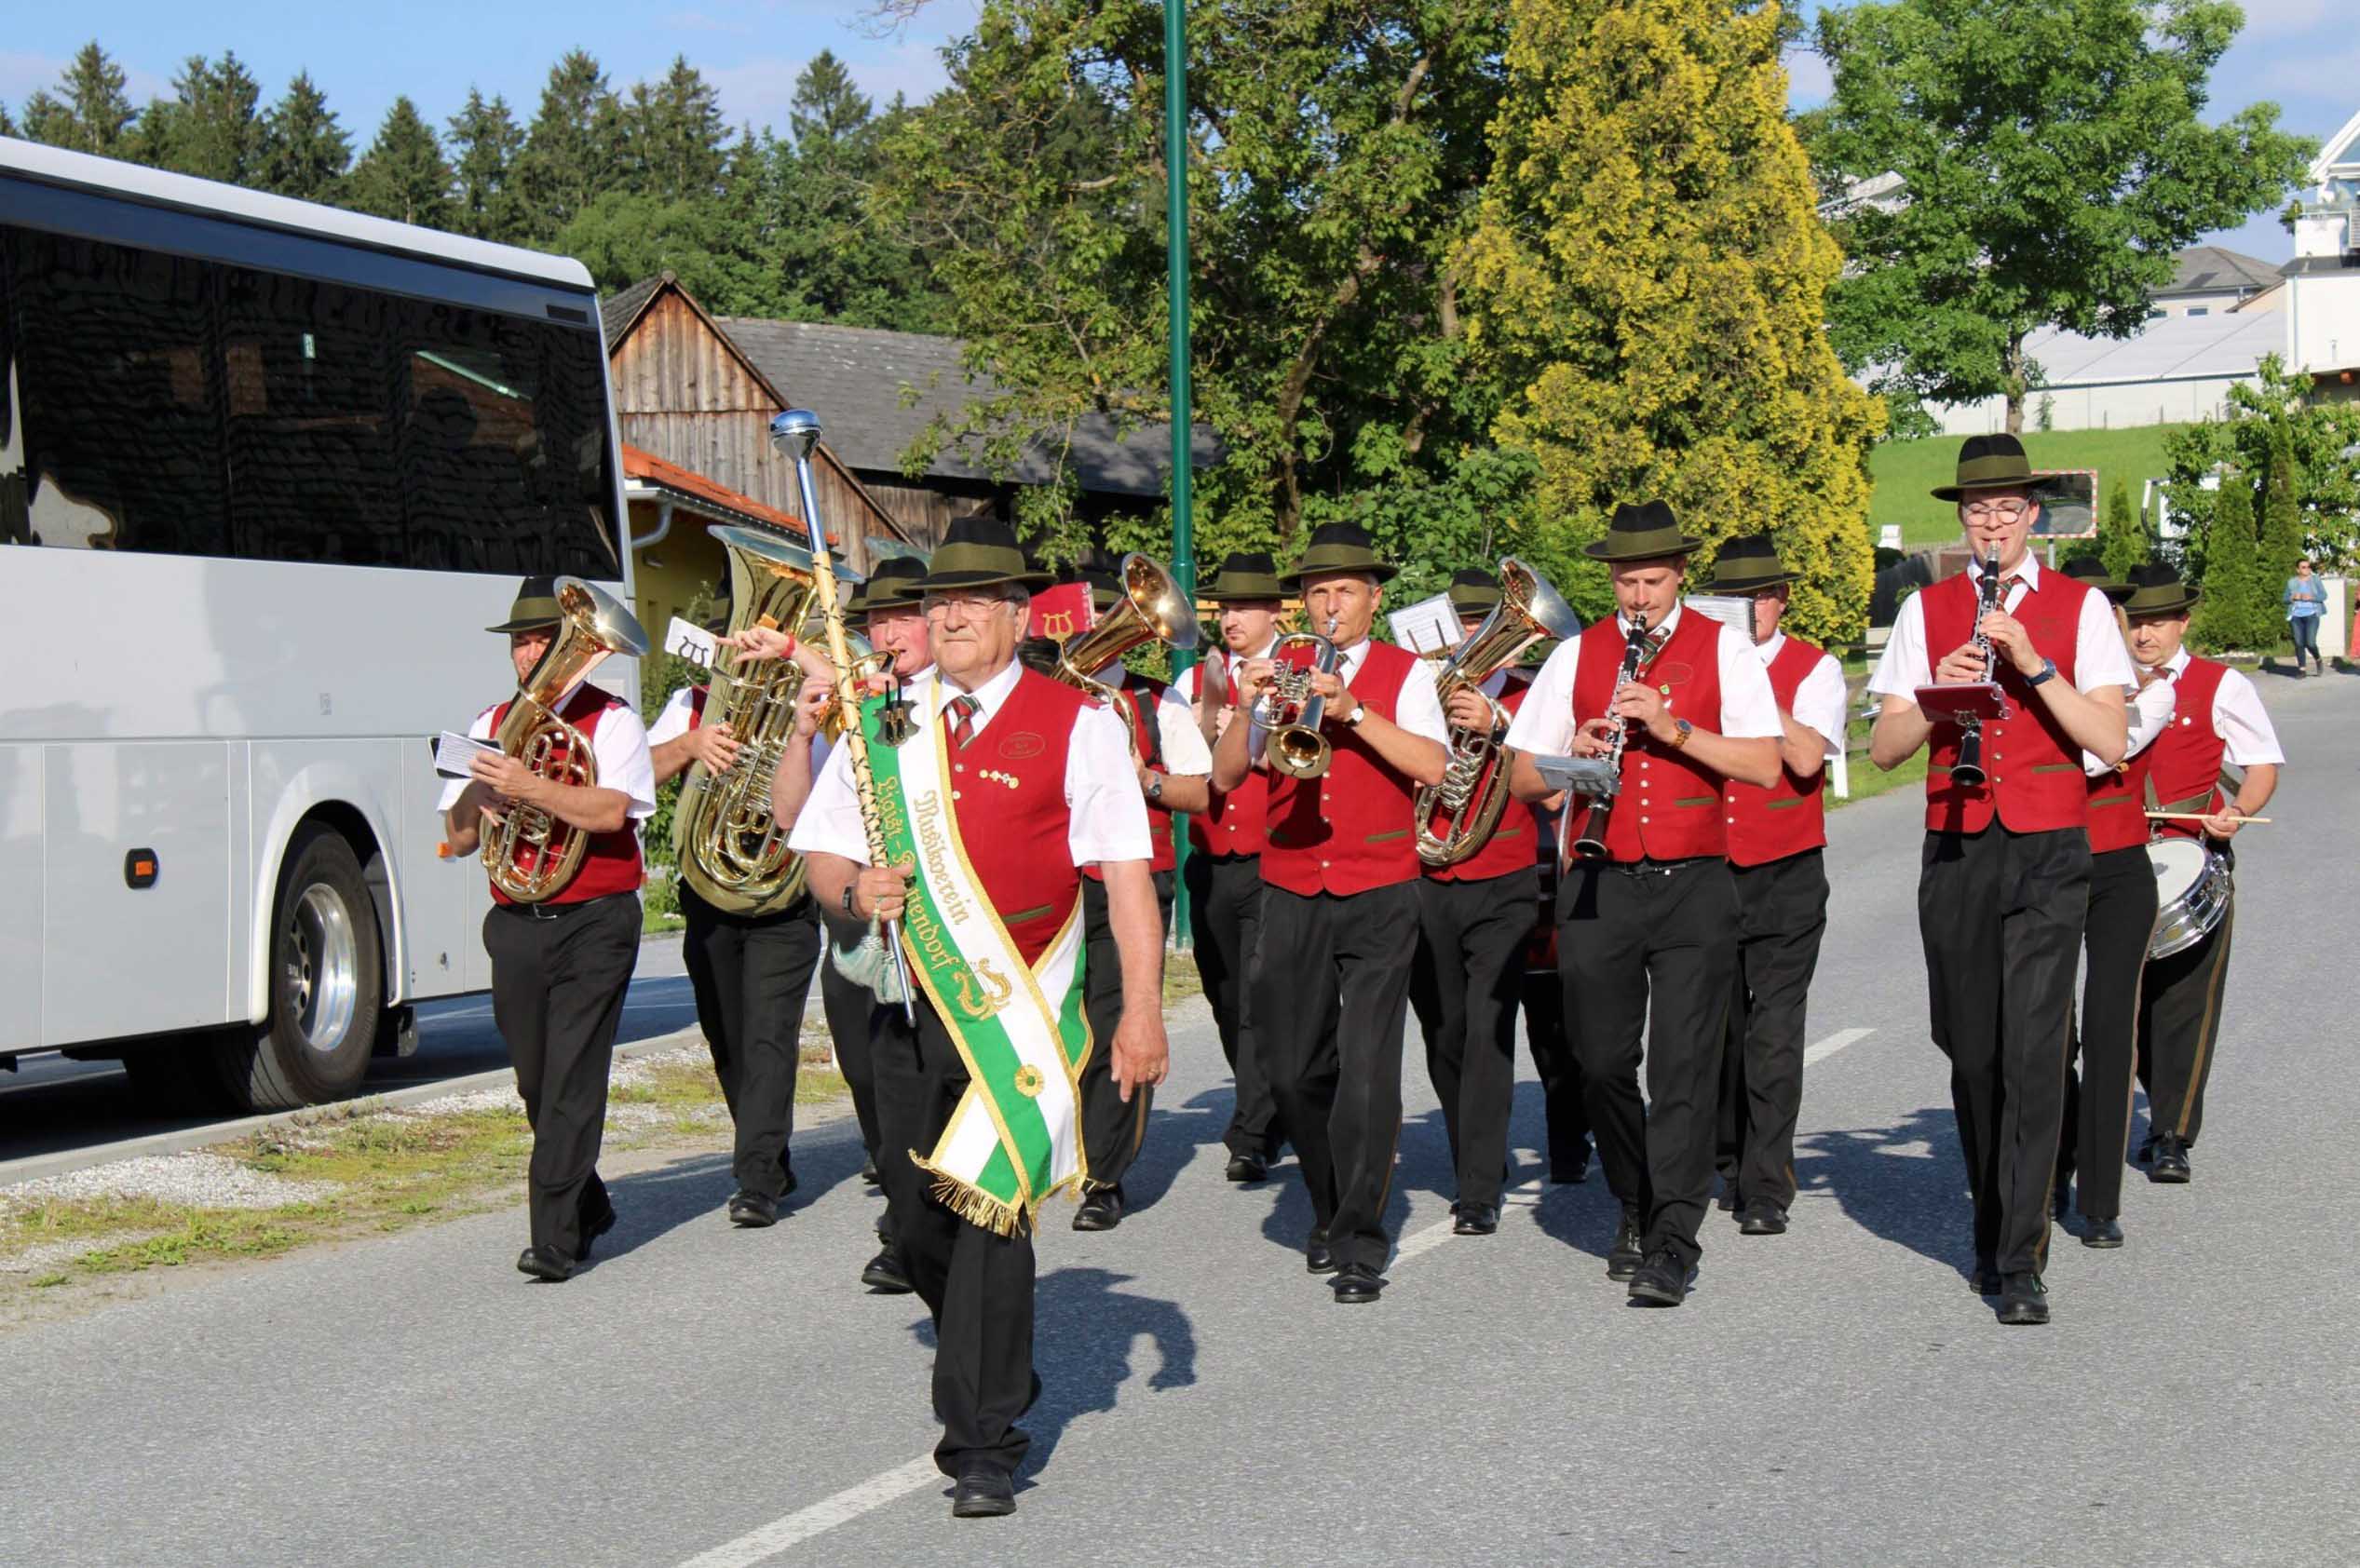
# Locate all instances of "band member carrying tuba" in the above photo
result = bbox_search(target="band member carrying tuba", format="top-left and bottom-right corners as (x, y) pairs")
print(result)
(1214, 522), (1449, 1305)
(440, 574), (655, 1283)
(1505, 503), (1782, 1309)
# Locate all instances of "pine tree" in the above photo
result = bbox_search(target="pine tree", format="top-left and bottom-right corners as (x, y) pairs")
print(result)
(2256, 423), (2307, 597)
(2191, 472), (2272, 654)
(622, 55), (726, 200)
(138, 53), (265, 184)
(515, 50), (623, 241)
(1, 101), (17, 139)
(789, 49), (870, 146)
(448, 88), (526, 242)
(20, 42), (137, 156)
(1458, 0), (1883, 644)
(775, 57), (951, 331)
(257, 72), (352, 203)
(348, 97), (455, 230)
(2099, 478), (2149, 583)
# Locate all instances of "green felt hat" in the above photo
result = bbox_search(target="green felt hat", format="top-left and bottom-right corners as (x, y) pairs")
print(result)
(1585, 501), (1701, 562)
(1201, 550), (1286, 602)
(1702, 533), (1797, 593)
(1446, 568), (1502, 615)
(486, 575), (564, 633)
(848, 555), (929, 615)
(1931, 434), (2044, 502)
(1282, 522), (1397, 586)
(2061, 556), (2135, 605)
(917, 517), (1052, 593)
(2119, 561), (2200, 616)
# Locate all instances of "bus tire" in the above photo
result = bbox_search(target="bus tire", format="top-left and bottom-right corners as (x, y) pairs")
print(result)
(217, 826), (384, 1111)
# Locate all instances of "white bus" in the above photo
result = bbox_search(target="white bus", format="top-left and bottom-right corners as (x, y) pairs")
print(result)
(1, 138), (637, 1109)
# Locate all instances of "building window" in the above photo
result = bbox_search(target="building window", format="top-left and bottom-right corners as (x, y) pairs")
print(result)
(2188, 307), (2209, 318)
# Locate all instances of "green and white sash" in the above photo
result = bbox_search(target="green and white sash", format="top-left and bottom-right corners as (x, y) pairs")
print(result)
(861, 680), (1092, 1236)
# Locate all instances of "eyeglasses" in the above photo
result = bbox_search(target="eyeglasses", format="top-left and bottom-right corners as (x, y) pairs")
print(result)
(922, 593), (1011, 619)
(1960, 500), (2032, 522)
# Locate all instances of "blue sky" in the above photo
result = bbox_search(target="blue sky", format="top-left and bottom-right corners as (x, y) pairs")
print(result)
(6, 0), (2350, 260)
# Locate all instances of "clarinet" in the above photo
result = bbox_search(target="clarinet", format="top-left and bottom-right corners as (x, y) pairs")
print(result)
(1950, 544), (2002, 789)
(1571, 613), (1653, 859)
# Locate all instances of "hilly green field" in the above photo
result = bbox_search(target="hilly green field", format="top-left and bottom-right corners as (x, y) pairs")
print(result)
(1867, 425), (2191, 547)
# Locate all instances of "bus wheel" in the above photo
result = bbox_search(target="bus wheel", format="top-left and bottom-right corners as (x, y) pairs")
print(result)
(218, 827), (384, 1111)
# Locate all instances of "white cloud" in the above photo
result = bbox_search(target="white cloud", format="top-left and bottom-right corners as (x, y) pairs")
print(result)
(1784, 46), (1834, 111)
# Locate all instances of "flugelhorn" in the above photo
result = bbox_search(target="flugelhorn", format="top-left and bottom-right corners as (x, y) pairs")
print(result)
(1415, 558), (1580, 866)
(483, 577), (650, 902)
(1254, 631), (1340, 778)
(1052, 554), (1200, 758)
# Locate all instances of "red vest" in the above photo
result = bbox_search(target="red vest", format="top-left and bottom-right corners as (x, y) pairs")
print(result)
(947, 669), (1092, 965)
(486, 686), (644, 906)
(1423, 676), (1539, 884)
(1084, 674), (1177, 879)
(1262, 641), (1425, 896)
(1919, 569), (2091, 834)
(1725, 637), (1830, 868)
(2085, 745), (2157, 855)
(2147, 656), (2231, 842)
(685, 686), (710, 727)
(1188, 655), (1268, 858)
(1570, 610), (1730, 863)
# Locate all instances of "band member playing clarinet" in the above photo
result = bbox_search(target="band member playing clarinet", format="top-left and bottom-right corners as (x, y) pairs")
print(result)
(1215, 522), (1449, 1305)
(2115, 562), (2283, 1186)
(440, 577), (656, 1283)
(791, 518), (1167, 1518)
(1506, 503), (1781, 1308)
(1705, 535), (1847, 1239)
(1867, 436), (2132, 1325)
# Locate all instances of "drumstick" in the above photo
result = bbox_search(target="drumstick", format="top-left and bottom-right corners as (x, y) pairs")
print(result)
(2143, 811), (2271, 824)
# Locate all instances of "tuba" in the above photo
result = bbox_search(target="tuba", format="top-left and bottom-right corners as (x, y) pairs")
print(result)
(1052, 554), (1200, 758)
(671, 524), (829, 916)
(1414, 558), (1580, 866)
(1253, 630), (1341, 778)
(483, 577), (651, 903)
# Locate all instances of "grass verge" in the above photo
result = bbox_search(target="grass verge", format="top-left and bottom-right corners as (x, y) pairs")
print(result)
(1871, 425), (2192, 546)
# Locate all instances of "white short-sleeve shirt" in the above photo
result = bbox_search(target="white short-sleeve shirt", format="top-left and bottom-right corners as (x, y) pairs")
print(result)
(436, 683), (658, 820)
(1505, 603), (1783, 756)
(1869, 555), (2136, 699)
(2085, 672), (2177, 775)
(1757, 631), (1848, 755)
(2159, 649), (2285, 765)
(645, 685), (700, 748)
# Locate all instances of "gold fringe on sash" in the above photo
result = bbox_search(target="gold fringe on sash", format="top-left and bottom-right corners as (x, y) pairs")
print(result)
(911, 1149), (1033, 1238)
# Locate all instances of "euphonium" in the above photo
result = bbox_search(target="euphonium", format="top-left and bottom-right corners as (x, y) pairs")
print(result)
(1414, 558), (1580, 866)
(671, 524), (827, 916)
(1254, 630), (1341, 778)
(483, 577), (651, 903)
(1052, 554), (1200, 757)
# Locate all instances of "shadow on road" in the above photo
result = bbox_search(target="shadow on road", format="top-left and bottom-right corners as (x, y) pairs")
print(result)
(1797, 1105), (1974, 1277)
(584, 1150), (734, 1267)
(1024, 1265), (1199, 1479)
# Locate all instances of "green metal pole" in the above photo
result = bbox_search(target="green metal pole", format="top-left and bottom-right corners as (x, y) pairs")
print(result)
(1164, 0), (1199, 952)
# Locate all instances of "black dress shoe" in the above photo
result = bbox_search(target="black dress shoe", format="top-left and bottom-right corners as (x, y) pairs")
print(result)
(1996, 1271), (2051, 1325)
(1305, 1228), (1336, 1275)
(579, 1203), (617, 1260)
(861, 1248), (914, 1292)
(2149, 1133), (2191, 1183)
(1626, 1248), (1696, 1306)
(949, 1466), (1016, 1519)
(1452, 1203), (1499, 1237)
(1550, 1156), (1590, 1184)
(1738, 1202), (1788, 1237)
(1072, 1185), (1125, 1231)
(516, 1247), (575, 1283)
(1607, 1206), (1646, 1281)
(1331, 1264), (1385, 1304)
(1714, 1184), (1740, 1212)
(728, 1190), (779, 1228)
(1970, 1262), (2001, 1296)
(1225, 1153), (1267, 1183)
(861, 1156), (880, 1186)
(2082, 1217), (2124, 1249)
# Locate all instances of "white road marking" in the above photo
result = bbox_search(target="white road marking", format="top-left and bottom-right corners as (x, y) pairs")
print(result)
(1804, 1027), (1875, 1064)
(671, 1456), (944, 1568)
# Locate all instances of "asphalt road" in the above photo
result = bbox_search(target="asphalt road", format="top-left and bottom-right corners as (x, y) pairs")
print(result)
(4, 670), (2354, 1566)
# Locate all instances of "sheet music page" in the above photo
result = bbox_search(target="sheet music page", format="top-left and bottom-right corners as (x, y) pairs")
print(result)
(1388, 592), (1463, 656)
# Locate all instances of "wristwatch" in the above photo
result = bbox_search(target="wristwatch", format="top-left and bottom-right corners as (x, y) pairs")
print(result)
(2025, 657), (2057, 688)
(1346, 700), (1369, 726)
(1667, 717), (1694, 750)
(1146, 771), (1164, 802)
(841, 884), (859, 917)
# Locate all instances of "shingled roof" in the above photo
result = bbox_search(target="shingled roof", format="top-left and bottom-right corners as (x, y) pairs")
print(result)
(716, 316), (1221, 498)
(599, 272), (668, 346)
(2160, 246), (2281, 299)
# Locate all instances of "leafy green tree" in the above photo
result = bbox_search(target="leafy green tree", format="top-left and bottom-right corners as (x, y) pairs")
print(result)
(448, 88), (527, 242)
(2163, 355), (2360, 572)
(1, 101), (17, 139)
(1459, 0), (1882, 644)
(2098, 478), (2150, 582)
(2257, 421), (2308, 592)
(772, 54), (954, 331)
(622, 55), (726, 199)
(348, 97), (455, 229)
(134, 53), (266, 183)
(20, 42), (137, 156)
(1814, 0), (2314, 434)
(553, 189), (734, 298)
(257, 72), (352, 202)
(2190, 468), (2272, 653)
(515, 50), (626, 241)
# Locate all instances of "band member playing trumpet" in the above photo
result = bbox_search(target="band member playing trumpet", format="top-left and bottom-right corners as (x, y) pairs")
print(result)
(440, 576), (656, 1283)
(1867, 435), (2133, 1326)
(1506, 503), (1782, 1308)
(1705, 535), (1847, 1239)
(2114, 562), (2283, 1186)
(790, 517), (1167, 1518)
(1169, 551), (1288, 1183)
(1214, 522), (1449, 1304)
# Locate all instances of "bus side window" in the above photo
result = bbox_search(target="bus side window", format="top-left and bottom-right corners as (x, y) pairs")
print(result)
(2, 227), (24, 546)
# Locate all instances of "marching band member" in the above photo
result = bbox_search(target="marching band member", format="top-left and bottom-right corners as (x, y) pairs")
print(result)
(647, 621), (834, 1230)
(2116, 562), (2283, 1186)
(789, 518), (1167, 1518)
(1409, 569), (1548, 1237)
(1069, 566), (1212, 1232)
(1506, 503), (1782, 1308)
(1167, 550), (1287, 1183)
(1867, 435), (2132, 1326)
(1707, 535), (1847, 1239)
(1515, 807), (1594, 1187)
(1214, 522), (1449, 1305)
(440, 576), (657, 1283)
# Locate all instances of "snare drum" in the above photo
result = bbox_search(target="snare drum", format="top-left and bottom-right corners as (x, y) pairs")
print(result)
(2147, 838), (2231, 960)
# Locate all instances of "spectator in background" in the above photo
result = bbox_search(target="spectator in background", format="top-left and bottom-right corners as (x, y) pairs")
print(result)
(2285, 559), (2326, 677)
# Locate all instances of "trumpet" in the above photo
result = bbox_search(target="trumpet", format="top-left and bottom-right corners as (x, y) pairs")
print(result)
(1254, 629), (1341, 778)
(1051, 554), (1199, 758)
(1415, 558), (1580, 866)
(1569, 613), (1653, 859)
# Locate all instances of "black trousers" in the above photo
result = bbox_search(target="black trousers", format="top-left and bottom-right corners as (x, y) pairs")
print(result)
(1410, 868), (1537, 1211)
(1716, 849), (1830, 1212)
(1256, 881), (1420, 1275)
(871, 990), (1038, 1480)
(681, 886), (821, 1201)
(1918, 824), (2088, 1277)
(1187, 851), (1279, 1159)
(1557, 858), (1738, 1268)
(818, 912), (895, 1250)
(482, 893), (639, 1262)
(1076, 872), (1173, 1193)
(2139, 889), (2236, 1147)
(1519, 969), (1594, 1182)
(2058, 845), (2157, 1219)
